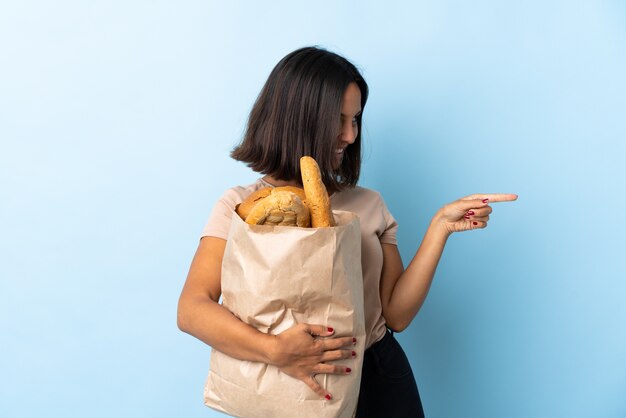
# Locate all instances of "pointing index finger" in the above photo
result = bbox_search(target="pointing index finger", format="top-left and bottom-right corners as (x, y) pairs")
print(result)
(462, 193), (518, 203)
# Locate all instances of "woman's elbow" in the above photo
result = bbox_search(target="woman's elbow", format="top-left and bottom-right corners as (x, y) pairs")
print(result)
(384, 316), (411, 333)
(177, 297), (192, 333)
(383, 312), (413, 332)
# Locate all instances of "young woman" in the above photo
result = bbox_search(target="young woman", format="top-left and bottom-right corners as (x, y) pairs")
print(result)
(177, 46), (517, 417)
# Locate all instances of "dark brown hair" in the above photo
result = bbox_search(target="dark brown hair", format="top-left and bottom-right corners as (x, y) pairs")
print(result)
(231, 46), (368, 192)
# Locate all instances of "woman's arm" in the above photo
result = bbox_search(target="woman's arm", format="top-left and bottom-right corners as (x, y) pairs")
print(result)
(177, 236), (275, 361)
(380, 194), (518, 332)
(177, 236), (356, 399)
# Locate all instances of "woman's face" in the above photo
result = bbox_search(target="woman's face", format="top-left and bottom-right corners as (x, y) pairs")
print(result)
(334, 82), (362, 169)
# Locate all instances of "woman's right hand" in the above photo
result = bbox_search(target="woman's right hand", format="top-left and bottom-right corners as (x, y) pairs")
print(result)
(268, 323), (357, 400)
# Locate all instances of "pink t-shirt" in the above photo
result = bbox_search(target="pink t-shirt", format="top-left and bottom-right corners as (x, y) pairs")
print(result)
(202, 178), (398, 349)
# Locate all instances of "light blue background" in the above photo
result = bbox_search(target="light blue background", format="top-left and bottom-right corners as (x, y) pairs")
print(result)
(1, 1), (625, 417)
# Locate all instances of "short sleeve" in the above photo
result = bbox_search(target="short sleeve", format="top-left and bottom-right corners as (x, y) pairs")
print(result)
(201, 196), (237, 240)
(378, 194), (398, 245)
(201, 186), (251, 240)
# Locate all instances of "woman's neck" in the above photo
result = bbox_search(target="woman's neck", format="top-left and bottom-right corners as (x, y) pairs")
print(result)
(261, 175), (337, 197)
(261, 175), (300, 188)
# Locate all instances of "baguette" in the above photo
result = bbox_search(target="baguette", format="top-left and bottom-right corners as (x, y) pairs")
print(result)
(300, 156), (333, 227)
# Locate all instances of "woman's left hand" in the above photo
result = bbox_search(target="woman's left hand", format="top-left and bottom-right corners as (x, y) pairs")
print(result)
(435, 193), (518, 235)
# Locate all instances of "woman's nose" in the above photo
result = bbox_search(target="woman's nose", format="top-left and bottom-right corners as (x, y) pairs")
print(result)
(339, 122), (357, 144)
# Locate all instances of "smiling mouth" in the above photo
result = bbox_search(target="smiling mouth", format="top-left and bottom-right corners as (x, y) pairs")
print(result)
(333, 148), (346, 167)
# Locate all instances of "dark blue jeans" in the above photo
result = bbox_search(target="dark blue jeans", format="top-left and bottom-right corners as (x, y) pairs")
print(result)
(355, 330), (425, 417)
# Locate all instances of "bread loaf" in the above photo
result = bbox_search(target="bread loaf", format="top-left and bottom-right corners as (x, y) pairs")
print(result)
(273, 186), (306, 202)
(244, 191), (311, 227)
(237, 186), (308, 221)
(235, 157), (332, 228)
(300, 156), (333, 227)
(235, 187), (273, 221)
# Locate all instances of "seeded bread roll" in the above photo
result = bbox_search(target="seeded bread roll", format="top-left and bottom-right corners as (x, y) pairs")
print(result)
(244, 191), (311, 227)
(300, 156), (333, 227)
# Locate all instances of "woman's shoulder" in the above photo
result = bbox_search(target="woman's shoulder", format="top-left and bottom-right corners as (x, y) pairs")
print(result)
(332, 185), (385, 204)
(218, 178), (268, 208)
(332, 185), (397, 236)
(331, 185), (391, 215)
(201, 178), (267, 239)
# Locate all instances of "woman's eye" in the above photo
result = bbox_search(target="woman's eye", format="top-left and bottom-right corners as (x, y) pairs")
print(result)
(352, 118), (358, 125)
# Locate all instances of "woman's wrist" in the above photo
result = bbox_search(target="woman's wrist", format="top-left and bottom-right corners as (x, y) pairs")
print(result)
(429, 209), (453, 240)
(259, 333), (279, 365)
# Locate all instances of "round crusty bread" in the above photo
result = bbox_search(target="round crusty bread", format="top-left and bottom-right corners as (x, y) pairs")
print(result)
(244, 191), (311, 227)
(273, 186), (306, 202)
(235, 187), (272, 221)
(236, 186), (307, 221)
(300, 156), (333, 227)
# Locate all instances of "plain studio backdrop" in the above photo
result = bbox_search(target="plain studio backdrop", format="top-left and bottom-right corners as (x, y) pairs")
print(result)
(1, 1), (625, 417)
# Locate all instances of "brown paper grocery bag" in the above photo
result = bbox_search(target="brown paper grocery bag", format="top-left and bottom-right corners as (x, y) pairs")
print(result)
(204, 210), (365, 418)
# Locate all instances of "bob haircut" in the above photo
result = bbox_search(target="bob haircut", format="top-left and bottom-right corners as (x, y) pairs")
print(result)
(231, 46), (369, 192)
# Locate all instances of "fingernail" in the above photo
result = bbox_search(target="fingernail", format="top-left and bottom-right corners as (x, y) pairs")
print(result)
(327, 327), (334, 333)
(464, 215), (470, 220)
(352, 351), (356, 358)
(346, 367), (352, 374)
(482, 199), (489, 203)
(352, 337), (357, 345)
(325, 394), (332, 401)
(473, 221), (478, 225)
(467, 211), (475, 215)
